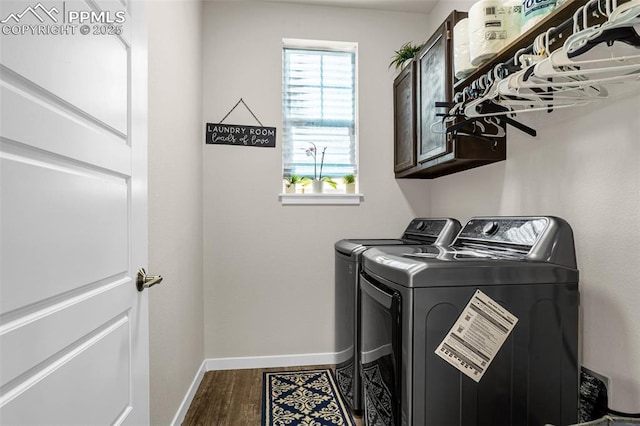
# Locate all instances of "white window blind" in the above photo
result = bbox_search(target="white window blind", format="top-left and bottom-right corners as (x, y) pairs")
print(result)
(282, 41), (357, 181)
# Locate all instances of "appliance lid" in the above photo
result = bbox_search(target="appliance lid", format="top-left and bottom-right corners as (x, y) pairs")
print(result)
(335, 218), (462, 256)
(335, 238), (425, 256)
(362, 246), (578, 288)
(361, 216), (578, 288)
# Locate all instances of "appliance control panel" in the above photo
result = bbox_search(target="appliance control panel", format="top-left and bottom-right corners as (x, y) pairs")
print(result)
(405, 219), (447, 237)
(456, 217), (549, 247)
(402, 218), (461, 246)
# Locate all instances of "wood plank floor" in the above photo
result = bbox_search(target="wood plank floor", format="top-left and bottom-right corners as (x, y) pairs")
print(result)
(182, 365), (364, 425)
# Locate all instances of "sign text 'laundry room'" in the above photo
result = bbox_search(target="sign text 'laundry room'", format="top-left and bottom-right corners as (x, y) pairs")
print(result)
(206, 123), (276, 148)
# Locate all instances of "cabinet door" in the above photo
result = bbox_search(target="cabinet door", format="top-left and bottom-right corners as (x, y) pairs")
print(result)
(393, 61), (416, 173)
(417, 23), (451, 163)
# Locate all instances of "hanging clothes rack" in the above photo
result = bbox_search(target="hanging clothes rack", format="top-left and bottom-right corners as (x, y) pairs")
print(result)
(442, 0), (640, 138)
(456, 0), (619, 93)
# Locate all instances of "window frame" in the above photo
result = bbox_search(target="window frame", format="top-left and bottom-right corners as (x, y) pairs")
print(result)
(281, 38), (360, 203)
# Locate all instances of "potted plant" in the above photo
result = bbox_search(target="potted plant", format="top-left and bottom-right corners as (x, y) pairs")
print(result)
(343, 174), (356, 194)
(306, 142), (337, 193)
(283, 174), (309, 194)
(389, 41), (425, 70)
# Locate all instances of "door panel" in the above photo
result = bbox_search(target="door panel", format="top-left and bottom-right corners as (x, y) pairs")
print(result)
(1, 280), (130, 386)
(0, 1), (148, 424)
(1, 317), (131, 425)
(0, 1), (128, 133)
(1, 148), (128, 312)
(0, 78), (130, 175)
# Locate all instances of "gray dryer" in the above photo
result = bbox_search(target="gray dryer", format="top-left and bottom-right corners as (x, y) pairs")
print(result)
(334, 218), (461, 413)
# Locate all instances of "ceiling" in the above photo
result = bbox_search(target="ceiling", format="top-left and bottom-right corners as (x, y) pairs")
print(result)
(207, 0), (440, 14)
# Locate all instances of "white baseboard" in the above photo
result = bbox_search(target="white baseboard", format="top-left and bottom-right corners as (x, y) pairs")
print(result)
(170, 359), (207, 426)
(206, 352), (338, 371)
(170, 352), (337, 425)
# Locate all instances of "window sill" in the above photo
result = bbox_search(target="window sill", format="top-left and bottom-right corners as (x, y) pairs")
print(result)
(279, 193), (363, 205)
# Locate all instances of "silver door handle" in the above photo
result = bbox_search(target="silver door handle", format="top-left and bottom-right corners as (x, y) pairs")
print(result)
(136, 268), (163, 291)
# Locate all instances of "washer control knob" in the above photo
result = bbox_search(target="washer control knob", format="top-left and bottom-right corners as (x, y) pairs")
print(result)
(414, 220), (425, 230)
(482, 221), (499, 236)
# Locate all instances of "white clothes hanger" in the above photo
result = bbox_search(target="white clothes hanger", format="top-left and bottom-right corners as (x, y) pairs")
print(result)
(462, 66), (507, 117)
(455, 0), (640, 121)
(460, 47), (591, 118)
(507, 66), (640, 91)
(535, 17), (640, 79)
(506, 29), (640, 91)
(545, 39), (640, 69)
(563, 0), (640, 57)
(536, 52), (640, 78)
(464, 98), (594, 118)
(497, 76), (609, 102)
(525, 6), (640, 77)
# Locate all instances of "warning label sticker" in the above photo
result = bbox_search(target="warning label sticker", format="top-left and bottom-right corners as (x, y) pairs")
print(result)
(435, 289), (518, 382)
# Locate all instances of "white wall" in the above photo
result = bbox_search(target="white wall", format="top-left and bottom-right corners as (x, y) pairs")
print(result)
(428, 1), (473, 29)
(201, 1), (430, 360)
(147, 1), (204, 424)
(427, 1), (640, 413)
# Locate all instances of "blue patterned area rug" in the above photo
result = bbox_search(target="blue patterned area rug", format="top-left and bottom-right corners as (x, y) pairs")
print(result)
(262, 368), (355, 426)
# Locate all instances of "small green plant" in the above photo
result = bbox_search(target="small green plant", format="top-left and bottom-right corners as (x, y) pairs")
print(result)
(322, 177), (338, 189)
(389, 41), (425, 70)
(284, 174), (310, 188)
(343, 174), (356, 184)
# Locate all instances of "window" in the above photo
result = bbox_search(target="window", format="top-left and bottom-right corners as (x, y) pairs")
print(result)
(282, 39), (358, 193)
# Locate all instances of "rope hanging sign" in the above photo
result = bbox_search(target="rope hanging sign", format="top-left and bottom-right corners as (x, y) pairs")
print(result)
(206, 98), (276, 148)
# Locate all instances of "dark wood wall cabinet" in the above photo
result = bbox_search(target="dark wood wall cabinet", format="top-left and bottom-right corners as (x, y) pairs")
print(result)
(393, 1), (596, 179)
(394, 10), (506, 179)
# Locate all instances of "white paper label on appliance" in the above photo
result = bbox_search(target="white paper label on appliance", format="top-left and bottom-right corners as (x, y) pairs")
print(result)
(435, 289), (518, 382)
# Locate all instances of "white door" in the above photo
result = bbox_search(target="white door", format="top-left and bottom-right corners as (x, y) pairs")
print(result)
(0, 1), (150, 424)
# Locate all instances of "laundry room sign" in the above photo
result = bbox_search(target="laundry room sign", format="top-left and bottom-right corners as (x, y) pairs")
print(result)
(206, 98), (276, 147)
(435, 290), (518, 382)
(206, 123), (276, 148)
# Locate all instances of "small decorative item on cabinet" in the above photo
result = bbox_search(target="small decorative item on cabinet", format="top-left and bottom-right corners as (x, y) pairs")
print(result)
(343, 174), (356, 194)
(389, 41), (425, 71)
